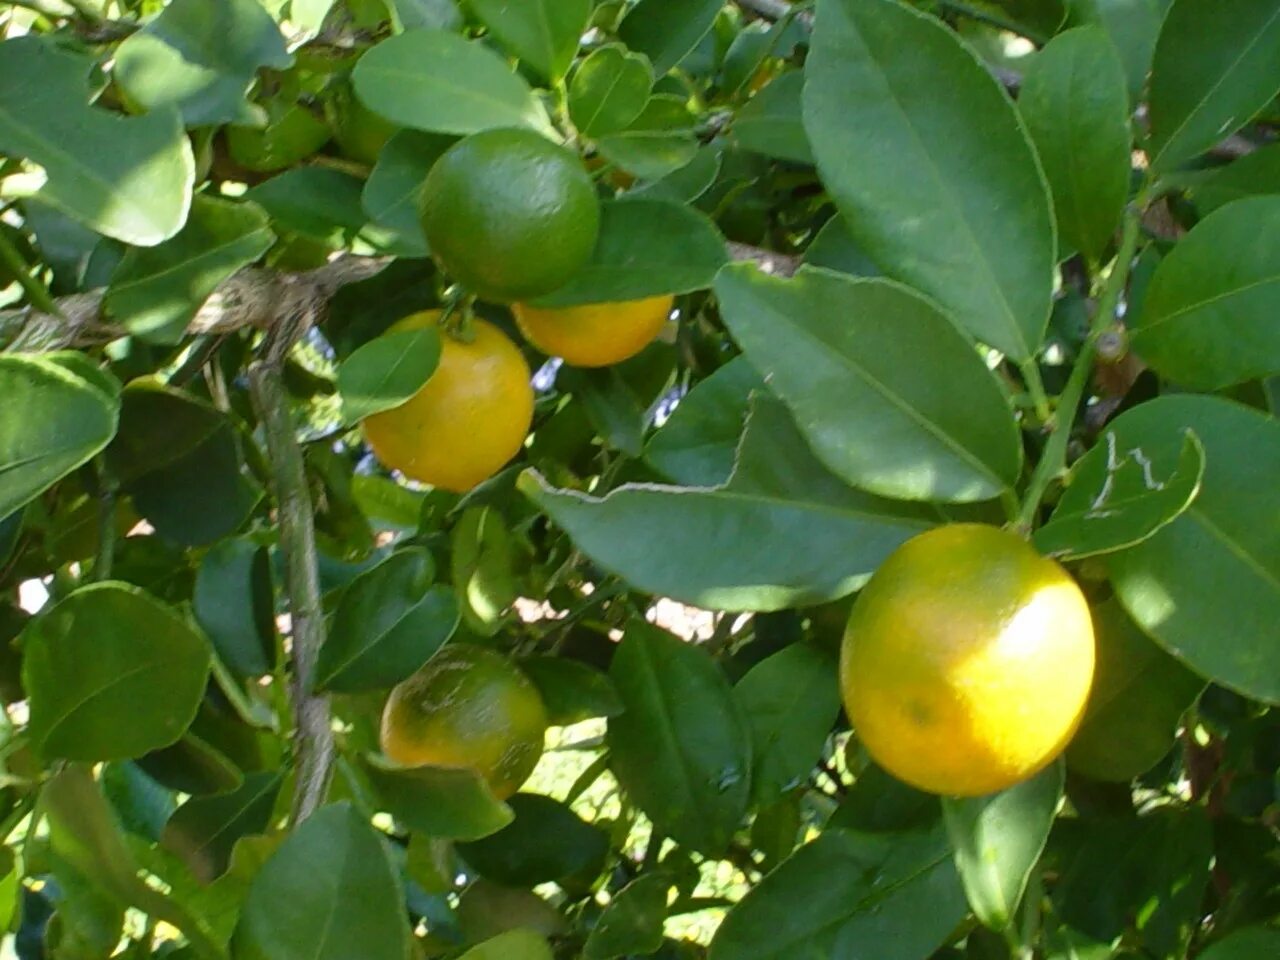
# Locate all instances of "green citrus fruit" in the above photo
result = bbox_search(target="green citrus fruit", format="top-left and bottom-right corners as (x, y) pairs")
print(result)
(419, 128), (600, 303)
(327, 84), (397, 166)
(512, 295), (673, 367)
(840, 524), (1095, 797)
(360, 312), (534, 493)
(380, 644), (548, 799)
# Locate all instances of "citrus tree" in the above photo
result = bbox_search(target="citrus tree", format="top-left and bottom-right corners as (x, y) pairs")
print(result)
(0, 0), (1277, 958)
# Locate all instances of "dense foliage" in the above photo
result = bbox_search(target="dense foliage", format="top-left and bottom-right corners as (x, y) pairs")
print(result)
(0, 0), (1277, 959)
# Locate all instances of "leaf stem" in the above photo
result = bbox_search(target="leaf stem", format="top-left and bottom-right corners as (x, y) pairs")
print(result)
(1016, 205), (1145, 531)
(0, 224), (62, 319)
(1018, 358), (1052, 423)
(248, 359), (334, 826)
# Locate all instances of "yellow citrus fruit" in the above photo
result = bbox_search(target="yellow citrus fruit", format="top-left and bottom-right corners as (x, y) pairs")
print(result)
(419, 128), (600, 303)
(840, 524), (1095, 797)
(360, 312), (533, 493)
(511, 295), (673, 367)
(380, 644), (548, 799)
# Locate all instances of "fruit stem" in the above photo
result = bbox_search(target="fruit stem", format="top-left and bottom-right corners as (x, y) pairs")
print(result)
(247, 357), (335, 825)
(1015, 199), (1146, 533)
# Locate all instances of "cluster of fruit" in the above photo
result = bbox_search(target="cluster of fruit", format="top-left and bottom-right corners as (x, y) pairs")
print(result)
(360, 127), (674, 494)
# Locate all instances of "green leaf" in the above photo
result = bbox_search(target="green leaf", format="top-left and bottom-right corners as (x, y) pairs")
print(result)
(361, 130), (454, 258)
(618, 0), (722, 76)
(23, 582), (212, 762)
(829, 763), (939, 834)
(709, 825), (967, 960)
(803, 0), (1055, 361)
(451, 506), (520, 636)
(568, 44), (654, 137)
(337, 326), (442, 423)
(113, 0), (291, 127)
(557, 365), (646, 457)
(1065, 600), (1205, 782)
(388, 0), (463, 31)
(1191, 142), (1280, 214)
(645, 357), (763, 486)
(104, 196), (274, 344)
(470, 0), (589, 82)
(0, 355), (119, 520)
(352, 29), (551, 135)
(226, 99), (332, 173)
(193, 538), (276, 679)
(1070, 0), (1161, 105)
(245, 168), (367, 244)
(352, 474), (427, 531)
(1106, 399), (1280, 703)
(1130, 196), (1280, 389)
(161, 772), (284, 883)
(733, 72), (813, 165)
(106, 380), (221, 482)
(596, 95), (699, 181)
(459, 930), (553, 960)
(43, 765), (223, 958)
(458, 793), (608, 885)
(1053, 810), (1211, 957)
(520, 656), (624, 726)
(803, 216), (881, 278)
(522, 395), (932, 610)
(716, 264), (1023, 502)
(630, 144), (723, 203)
(733, 644), (841, 805)
(583, 873), (671, 960)
(314, 549), (459, 693)
(942, 763), (1063, 930)
(606, 621), (752, 854)
(1147, 0), (1280, 172)
(533, 198), (726, 307)
(1196, 928), (1280, 960)
(1033, 429), (1205, 561)
(1019, 28), (1131, 264)
(0, 38), (194, 245)
(233, 803), (411, 960)
(458, 881), (567, 942)
(138, 731), (244, 796)
(362, 755), (514, 841)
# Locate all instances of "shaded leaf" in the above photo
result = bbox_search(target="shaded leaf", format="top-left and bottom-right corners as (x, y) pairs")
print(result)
(733, 72), (812, 165)
(363, 755), (514, 841)
(942, 763), (1063, 930)
(1147, 0), (1280, 172)
(1192, 142), (1280, 214)
(1019, 27), (1131, 264)
(533, 198), (726, 307)
(1130, 196), (1280, 389)
(1065, 600), (1206, 782)
(161, 772), (284, 883)
(459, 930), (553, 960)
(709, 825), (966, 960)
(470, 0), (589, 81)
(245, 168), (367, 244)
(233, 803), (411, 960)
(733, 644), (841, 805)
(193, 537), (276, 679)
(520, 656), (624, 726)
(618, 0), (722, 76)
(457, 793), (608, 885)
(803, 0), (1055, 360)
(584, 874), (671, 960)
(314, 548), (459, 692)
(596, 96), (699, 181)
(361, 130), (454, 258)
(606, 621), (752, 854)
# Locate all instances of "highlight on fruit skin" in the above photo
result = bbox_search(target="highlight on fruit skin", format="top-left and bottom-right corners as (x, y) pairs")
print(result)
(840, 523), (1096, 797)
(380, 644), (549, 800)
(359, 312), (534, 493)
(512, 295), (675, 368)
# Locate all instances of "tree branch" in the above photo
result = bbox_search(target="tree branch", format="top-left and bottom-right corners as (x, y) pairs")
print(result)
(0, 254), (389, 351)
(727, 241), (802, 277)
(247, 311), (335, 825)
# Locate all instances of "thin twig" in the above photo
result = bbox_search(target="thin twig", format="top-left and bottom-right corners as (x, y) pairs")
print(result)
(247, 305), (335, 825)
